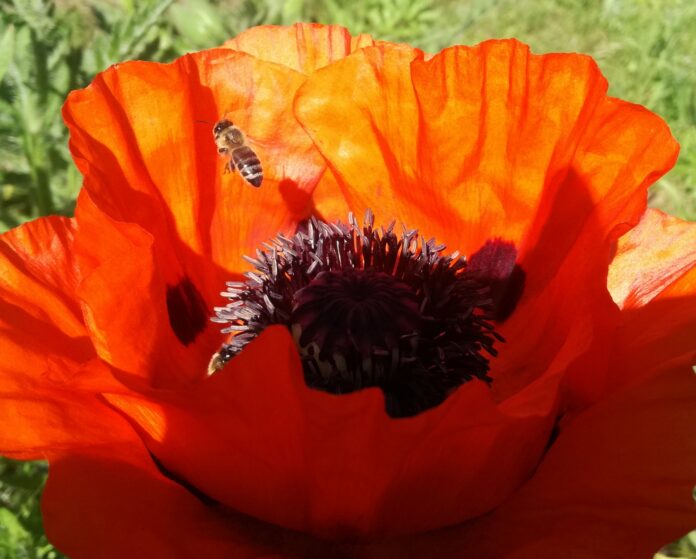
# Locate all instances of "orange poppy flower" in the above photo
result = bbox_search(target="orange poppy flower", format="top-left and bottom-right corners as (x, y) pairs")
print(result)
(1, 23), (695, 558)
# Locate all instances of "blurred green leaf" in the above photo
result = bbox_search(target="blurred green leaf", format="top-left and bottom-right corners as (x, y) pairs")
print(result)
(0, 25), (15, 83)
(282, 0), (305, 21)
(169, 0), (228, 48)
(655, 529), (696, 558)
(0, 458), (61, 558)
(0, 508), (32, 555)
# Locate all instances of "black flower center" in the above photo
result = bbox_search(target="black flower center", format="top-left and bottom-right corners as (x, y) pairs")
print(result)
(292, 269), (420, 360)
(211, 211), (503, 418)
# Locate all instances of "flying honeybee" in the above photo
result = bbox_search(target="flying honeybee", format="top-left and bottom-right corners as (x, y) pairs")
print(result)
(213, 119), (263, 187)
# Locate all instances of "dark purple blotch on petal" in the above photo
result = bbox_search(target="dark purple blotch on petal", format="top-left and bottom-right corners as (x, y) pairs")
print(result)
(469, 240), (526, 322)
(166, 277), (208, 345)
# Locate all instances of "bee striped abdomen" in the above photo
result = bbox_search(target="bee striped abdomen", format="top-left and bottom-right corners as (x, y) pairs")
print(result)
(232, 146), (263, 187)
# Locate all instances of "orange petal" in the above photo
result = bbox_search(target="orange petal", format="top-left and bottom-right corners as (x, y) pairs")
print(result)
(607, 209), (696, 389)
(41, 367), (696, 557)
(295, 43), (423, 237)
(298, 39), (677, 257)
(609, 208), (696, 309)
(297, 39), (677, 401)
(105, 326), (557, 540)
(63, 47), (325, 279)
(0, 216), (128, 457)
(224, 23), (376, 74)
(365, 365), (696, 558)
(42, 439), (324, 558)
(0, 395), (134, 460)
(0, 216), (82, 340)
(74, 191), (222, 388)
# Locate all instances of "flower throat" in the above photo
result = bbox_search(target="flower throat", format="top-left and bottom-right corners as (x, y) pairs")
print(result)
(211, 211), (503, 418)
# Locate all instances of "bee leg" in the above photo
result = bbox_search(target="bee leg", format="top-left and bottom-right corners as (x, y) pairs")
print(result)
(224, 161), (236, 174)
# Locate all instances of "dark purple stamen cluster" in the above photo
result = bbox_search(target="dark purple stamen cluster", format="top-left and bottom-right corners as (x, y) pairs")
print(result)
(212, 211), (502, 418)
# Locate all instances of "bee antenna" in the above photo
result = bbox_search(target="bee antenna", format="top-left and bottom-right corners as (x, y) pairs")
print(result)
(196, 119), (212, 125)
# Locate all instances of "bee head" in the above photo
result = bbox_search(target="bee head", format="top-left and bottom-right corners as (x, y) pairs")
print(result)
(213, 119), (233, 135)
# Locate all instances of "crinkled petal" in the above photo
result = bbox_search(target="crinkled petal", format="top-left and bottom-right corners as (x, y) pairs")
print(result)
(297, 39), (678, 403)
(63, 47), (326, 279)
(224, 23), (376, 74)
(297, 40), (676, 257)
(0, 216), (82, 340)
(609, 209), (696, 309)
(364, 365), (696, 558)
(41, 366), (696, 558)
(73, 191), (222, 388)
(0, 217), (128, 457)
(0, 395), (133, 460)
(105, 327), (557, 539)
(607, 209), (696, 389)
(42, 438), (324, 559)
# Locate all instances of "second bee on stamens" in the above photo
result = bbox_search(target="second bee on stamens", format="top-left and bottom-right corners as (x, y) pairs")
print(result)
(213, 119), (263, 187)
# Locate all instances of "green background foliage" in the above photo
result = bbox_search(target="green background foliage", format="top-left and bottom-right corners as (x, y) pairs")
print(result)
(0, 0), (694, 557)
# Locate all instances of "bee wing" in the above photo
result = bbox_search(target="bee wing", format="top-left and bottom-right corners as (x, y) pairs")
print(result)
(243, 134), (274, 153)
